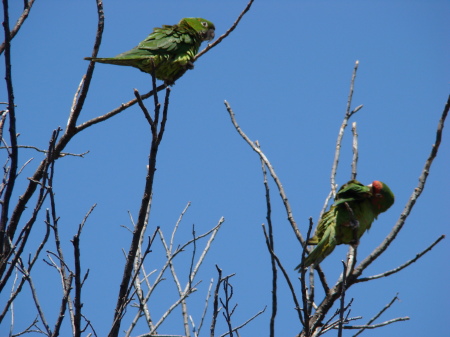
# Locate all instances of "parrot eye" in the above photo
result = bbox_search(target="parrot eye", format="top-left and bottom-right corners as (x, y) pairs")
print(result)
(201, 21), (208, 28)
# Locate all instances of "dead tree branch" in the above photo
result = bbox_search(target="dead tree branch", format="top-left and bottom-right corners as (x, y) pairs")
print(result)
(350, 94), (449, 279)
(224, 100), (303, 246)
(0, 0), (36, 55)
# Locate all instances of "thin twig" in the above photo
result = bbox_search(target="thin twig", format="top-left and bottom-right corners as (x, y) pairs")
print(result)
(210, 265), (223, 337)
(0, 145), (89, 158)
(197, 278), (214, 336)
(320, 312), (360, 334)
(0, 0), (36, 55)
(343, 317), (409, 329)
(338, 262), (348, 337)
(76, 84), (166, 133)
(256, 140), (276, 337)
(331, 60), (361, 196)
(24, 269), (52, 335)
(325, 60), (362, 214)
(300, 218), (314, 334)
(68, 0), (105, 132)
(134, 88), (154, 126)
(220, 277), (235, 337)
(224, 100), (303, 245)
(355, 234), (445, 283)
(351, 122), (358, 180)
(194, 0), (254, 61)
(218, 305), (266, 337)
(352, 293), (400, 336)
(350, 94), (449, 280)
(170, 202), (191, 252)
(71, 204), (96, 337)
(148, 282), (200, 335)
(261, 224), (303, 326)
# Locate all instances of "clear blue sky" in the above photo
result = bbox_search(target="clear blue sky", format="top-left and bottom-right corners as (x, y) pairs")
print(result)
(2, 1), (449, 336)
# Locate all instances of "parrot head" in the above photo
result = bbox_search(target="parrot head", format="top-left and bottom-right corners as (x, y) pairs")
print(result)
(182, 18), (216, 41)
(369, 181), (395, 214)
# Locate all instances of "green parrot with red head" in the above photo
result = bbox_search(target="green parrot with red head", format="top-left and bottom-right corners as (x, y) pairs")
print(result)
(85, 18), (215, 85)
(296, 179), (394, 270)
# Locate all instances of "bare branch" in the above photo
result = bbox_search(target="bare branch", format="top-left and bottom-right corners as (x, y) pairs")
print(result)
(148, 281), (199, 335)
(0, 0), (36, 55)
(194, 0), (254, 61)
(355, 234), (445, 283)
(352, 293), (400, 336)
(220, 277), (235, 337)
(218, 305), (266, 337)
(71, 205), (96, 337)
(350, 94), (449, 279)
(109, 74), (170, 337)
(210, 265), (223, 337)
(255, 143), (276, 337)
(261, 224), (303, 326)
(134, 88), (154, 126)
(0, 0), (19, 266)
(322, 61), (362, 217)
(196, 278), (214, 337)
(300, 218), (314, 333)
(66, 0), (105, 133)
(343, 317), (409, 330)
(171, 202), (191, 251)
(23, 269), (52, 336)
(351, 122), (358, 180)
(76, 84), (166, 133)
(0, 212), (50, 324)
(224, 100), (303, 246)
(338, 262), (348, 337)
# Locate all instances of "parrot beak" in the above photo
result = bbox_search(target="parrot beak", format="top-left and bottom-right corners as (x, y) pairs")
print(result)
(204, 28), (215, 41)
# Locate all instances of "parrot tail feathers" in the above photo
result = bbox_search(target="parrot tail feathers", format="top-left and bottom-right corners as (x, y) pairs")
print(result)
(296, 227), (337, 270)
(84, 57), (140, 66)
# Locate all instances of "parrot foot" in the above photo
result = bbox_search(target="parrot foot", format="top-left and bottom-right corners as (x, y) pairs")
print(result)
(185, 61), (195, 70)
(350, 239), (360, 247)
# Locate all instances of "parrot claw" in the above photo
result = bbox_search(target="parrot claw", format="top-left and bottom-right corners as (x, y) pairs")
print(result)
(185, 61), (195, 70)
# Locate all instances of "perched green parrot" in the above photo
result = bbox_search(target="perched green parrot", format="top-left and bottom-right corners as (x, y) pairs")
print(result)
(85, 18), (215, 85)
(296, 180), (394, 270)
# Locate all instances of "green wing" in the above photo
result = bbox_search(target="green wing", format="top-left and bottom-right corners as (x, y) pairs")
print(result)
(136, 25), (198, 55)
(299, 222), (338, 269)
(307, 207), (335, 245)
(333, 180), (372, 206)
(308, 180), (370, 245)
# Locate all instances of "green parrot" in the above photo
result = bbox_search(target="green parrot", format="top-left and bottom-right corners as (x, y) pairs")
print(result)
(296, 180), (394, 270)
(85, 18), (215, 85)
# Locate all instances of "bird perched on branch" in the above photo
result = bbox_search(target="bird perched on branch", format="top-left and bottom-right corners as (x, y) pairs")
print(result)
(85, 17), (215, 85)
(296, 179), (394, 270)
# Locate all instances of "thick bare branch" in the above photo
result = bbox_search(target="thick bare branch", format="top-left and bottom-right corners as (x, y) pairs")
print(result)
(0, 0), (19, 264)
